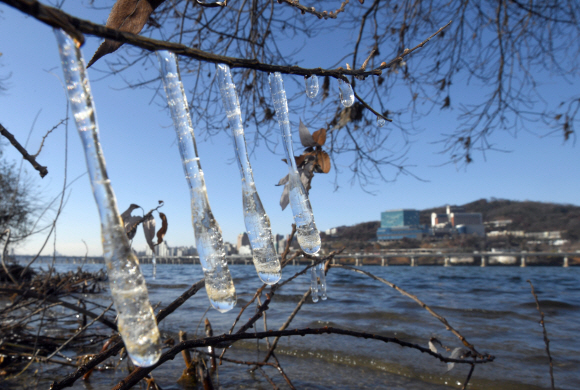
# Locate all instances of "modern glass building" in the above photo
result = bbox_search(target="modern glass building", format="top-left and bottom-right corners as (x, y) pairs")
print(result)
(376, 226), (426, 240)
(380, 209), (421, 228)
(377, 209), (426, 240)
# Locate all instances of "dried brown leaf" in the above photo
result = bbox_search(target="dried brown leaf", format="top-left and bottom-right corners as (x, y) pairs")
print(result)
(120, 203), (140, 220)
(87, 0), (165, 68)
(120, 204), (141, 239)
(312, 128), (327, 146)
(156, 212), (168, 245)
(316, 150), (331, 173)
(295, 154), (306, 167)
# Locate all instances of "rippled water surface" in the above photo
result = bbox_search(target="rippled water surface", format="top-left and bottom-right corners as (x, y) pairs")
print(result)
(22, 264), (580, 389)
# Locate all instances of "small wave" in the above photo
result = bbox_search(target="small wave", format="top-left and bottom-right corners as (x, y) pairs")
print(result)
(518, 300), (579, 310)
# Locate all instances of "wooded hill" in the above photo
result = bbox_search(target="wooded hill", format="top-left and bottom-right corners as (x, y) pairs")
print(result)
(324, 199), (580, 242)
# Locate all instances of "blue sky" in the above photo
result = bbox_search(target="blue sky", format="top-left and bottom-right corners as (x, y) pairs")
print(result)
(1, 2), (579, 256)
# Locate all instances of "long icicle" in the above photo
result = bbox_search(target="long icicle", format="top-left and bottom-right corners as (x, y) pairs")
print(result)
(310, 267), (320, 303)
(156, 51), (236, 312)
(268, 73), (321, 255)
(54, 29), (161, 367)
(318, 262), (327, 300)
(216, 64), (281, 285)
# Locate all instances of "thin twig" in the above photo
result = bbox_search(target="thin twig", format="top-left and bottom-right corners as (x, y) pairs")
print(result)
(0, 0), (451, 79)
(279, 0), (350, 20)
(46, 302), (114, 360)
(256, 366), (279, 390)
(156, 279), (205, 323)
(354, 90), (391, 122)
(226, 284), (267, 335)
(332, 264), (479, 354)
(527, 279), (555, 390)
(31, 119), (65, 158)
(50, 279), (205, 390)
(1, 229), (18, 284)
(0, 287), (117, 330)
(260, 289), (311, 366)
(280, 224), (297, 265)
(111, 326), (495, 390)
(278, 247), (344, 288)
(270, 352), (296, 390)
(0, 123), (48, 178)
(461, 363), (475, 390)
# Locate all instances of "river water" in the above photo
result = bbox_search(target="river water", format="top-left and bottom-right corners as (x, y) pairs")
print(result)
(16, 263), (580, 389)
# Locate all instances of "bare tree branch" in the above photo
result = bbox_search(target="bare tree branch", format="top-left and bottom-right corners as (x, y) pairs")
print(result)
(0, 123), (48, 178)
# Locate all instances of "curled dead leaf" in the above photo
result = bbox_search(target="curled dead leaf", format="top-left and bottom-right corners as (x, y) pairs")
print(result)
(123, 216), (141, 240)
(120, 203), (140, 221)
(120, 204), (141, 240)
(143, 214), (156, 251)
(156, 212), (168, 245)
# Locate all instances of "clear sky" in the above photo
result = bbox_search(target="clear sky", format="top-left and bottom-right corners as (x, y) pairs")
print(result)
(1, 2), (579, 256)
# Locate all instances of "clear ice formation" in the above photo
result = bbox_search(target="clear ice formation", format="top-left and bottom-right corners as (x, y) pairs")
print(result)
(268, 72), (321, 255)
(156, 51), (236, 312)
(377, 116), (386, 127)
(54, 29), (161, 367)
(304, 75), (319, 99)
(216, 64), (281, 285)
(338, 79), (355, 107)
(310, 267), (319, 303)
(318, 262), (327, 300)
(152, 253), (157, 279)
(309, 263), (327, 303)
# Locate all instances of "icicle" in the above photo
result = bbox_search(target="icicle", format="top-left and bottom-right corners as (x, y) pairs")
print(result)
(377, 116), (386, 127)
(156, 51), (236, 312)
(54, 29), (161, 367)
(304, 75), (319, 99)
(318, 261), (327, 300)
(152, 253), (157, 279)
(338, 79), (355, 107)
(310, 267), (319, 303)
(216, 64), (281, 285)
(268, 73), (321, 255)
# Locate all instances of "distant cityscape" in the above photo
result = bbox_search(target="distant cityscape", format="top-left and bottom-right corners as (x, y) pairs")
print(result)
(130, 203), (568, 258)
(373, 205), (565, 246)
(135, 233), (292, 258)
(376, 206), (485, 240)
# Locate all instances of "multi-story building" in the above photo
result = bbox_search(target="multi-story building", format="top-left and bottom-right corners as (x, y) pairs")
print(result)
(377, 209), (426, 240)
(431, 205), (485, 237)
(381, 209), (420, 228)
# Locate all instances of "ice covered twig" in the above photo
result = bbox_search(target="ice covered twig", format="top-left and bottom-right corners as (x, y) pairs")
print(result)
(156, 50), (236, 312)
(268, 72), (321, 255)
(216, 64), (281, 285)
(54, 29), (161, 367)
